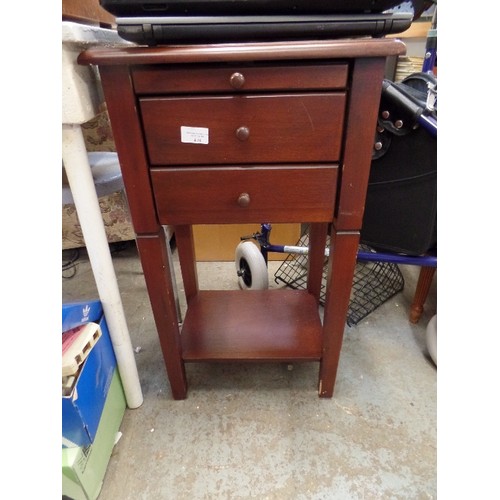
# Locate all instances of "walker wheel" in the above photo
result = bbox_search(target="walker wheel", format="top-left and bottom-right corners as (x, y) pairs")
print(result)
(235, 241), (269, 290)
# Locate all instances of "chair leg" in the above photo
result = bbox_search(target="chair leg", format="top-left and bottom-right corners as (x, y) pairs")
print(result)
(409, 266), (436, 324)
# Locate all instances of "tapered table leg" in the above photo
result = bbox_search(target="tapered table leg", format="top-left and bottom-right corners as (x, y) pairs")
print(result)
(410, 266), (436, 324)
(319, 229), (360, 397)
(136, 231), (188, 399)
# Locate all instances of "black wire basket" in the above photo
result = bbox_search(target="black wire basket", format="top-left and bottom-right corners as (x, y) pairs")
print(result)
(273, 228), (404, 326)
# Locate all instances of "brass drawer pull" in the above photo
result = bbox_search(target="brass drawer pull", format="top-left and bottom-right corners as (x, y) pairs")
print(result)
(235, 126), (250, 141)
(237, 192), (251, 208)
(229, 72), (245, 89)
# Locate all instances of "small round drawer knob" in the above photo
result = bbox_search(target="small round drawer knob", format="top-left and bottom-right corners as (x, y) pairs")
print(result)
(236, 126), (250, 141)
(229, 72), (245, 89)
(237, 193), (251, 208)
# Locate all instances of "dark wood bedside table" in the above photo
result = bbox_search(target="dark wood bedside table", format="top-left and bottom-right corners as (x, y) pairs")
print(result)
(79, 38), (405, 399)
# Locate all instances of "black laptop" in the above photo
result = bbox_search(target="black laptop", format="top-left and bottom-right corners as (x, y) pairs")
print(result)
(100, 0), (414, 46)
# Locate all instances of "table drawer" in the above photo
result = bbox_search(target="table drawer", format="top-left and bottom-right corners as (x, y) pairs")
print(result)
(151, 165), (338, 224)
(141, 93), (346, 165)
(132, 63), (348, 94)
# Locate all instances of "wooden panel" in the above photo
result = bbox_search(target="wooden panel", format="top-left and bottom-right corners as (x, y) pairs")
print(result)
(193, 223), (301, 261)
(62, 0), (115, 26)
(132, 63), (348, 94)
(388, 21), (431, 39)
(181, 290), (322, 361)
(140, 93), (345, 165)
(151, 165), (337, 224)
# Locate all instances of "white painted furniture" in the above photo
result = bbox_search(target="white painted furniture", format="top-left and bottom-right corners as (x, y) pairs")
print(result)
(62, 21), (143, 408)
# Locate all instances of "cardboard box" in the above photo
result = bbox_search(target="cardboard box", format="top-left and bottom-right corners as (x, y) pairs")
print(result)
(62, 300), (117, 448)
(62, 370), (126, 500)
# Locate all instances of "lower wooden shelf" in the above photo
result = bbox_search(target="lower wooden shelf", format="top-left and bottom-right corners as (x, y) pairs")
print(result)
(181, 289), (323, 362)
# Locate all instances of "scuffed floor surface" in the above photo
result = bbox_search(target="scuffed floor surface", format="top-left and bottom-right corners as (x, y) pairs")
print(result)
(62, 241), (436, 499)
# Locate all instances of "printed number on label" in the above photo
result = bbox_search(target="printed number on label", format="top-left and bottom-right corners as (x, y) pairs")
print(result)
(181, 126), (209, 145)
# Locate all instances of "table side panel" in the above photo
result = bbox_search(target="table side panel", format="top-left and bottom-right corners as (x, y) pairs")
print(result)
(98, 65), (161, 234)
(335, 57), (388, 230)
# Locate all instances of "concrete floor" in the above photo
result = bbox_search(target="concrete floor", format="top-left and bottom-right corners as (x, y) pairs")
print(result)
(62, 239), (437, 499)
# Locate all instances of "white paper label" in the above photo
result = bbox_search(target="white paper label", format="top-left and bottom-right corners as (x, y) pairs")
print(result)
(181, 126), (209, 145)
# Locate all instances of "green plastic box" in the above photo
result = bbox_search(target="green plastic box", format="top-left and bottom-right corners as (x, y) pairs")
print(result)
(62, 370), (126, 500)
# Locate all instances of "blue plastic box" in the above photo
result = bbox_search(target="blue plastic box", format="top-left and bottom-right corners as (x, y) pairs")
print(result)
(62, 300), (117, 448)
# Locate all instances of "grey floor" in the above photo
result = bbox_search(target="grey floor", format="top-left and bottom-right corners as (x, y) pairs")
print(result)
(62, 239), (437, 499)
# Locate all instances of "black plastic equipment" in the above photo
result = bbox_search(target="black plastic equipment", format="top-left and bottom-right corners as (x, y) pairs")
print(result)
(360, 71), (437, 256)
